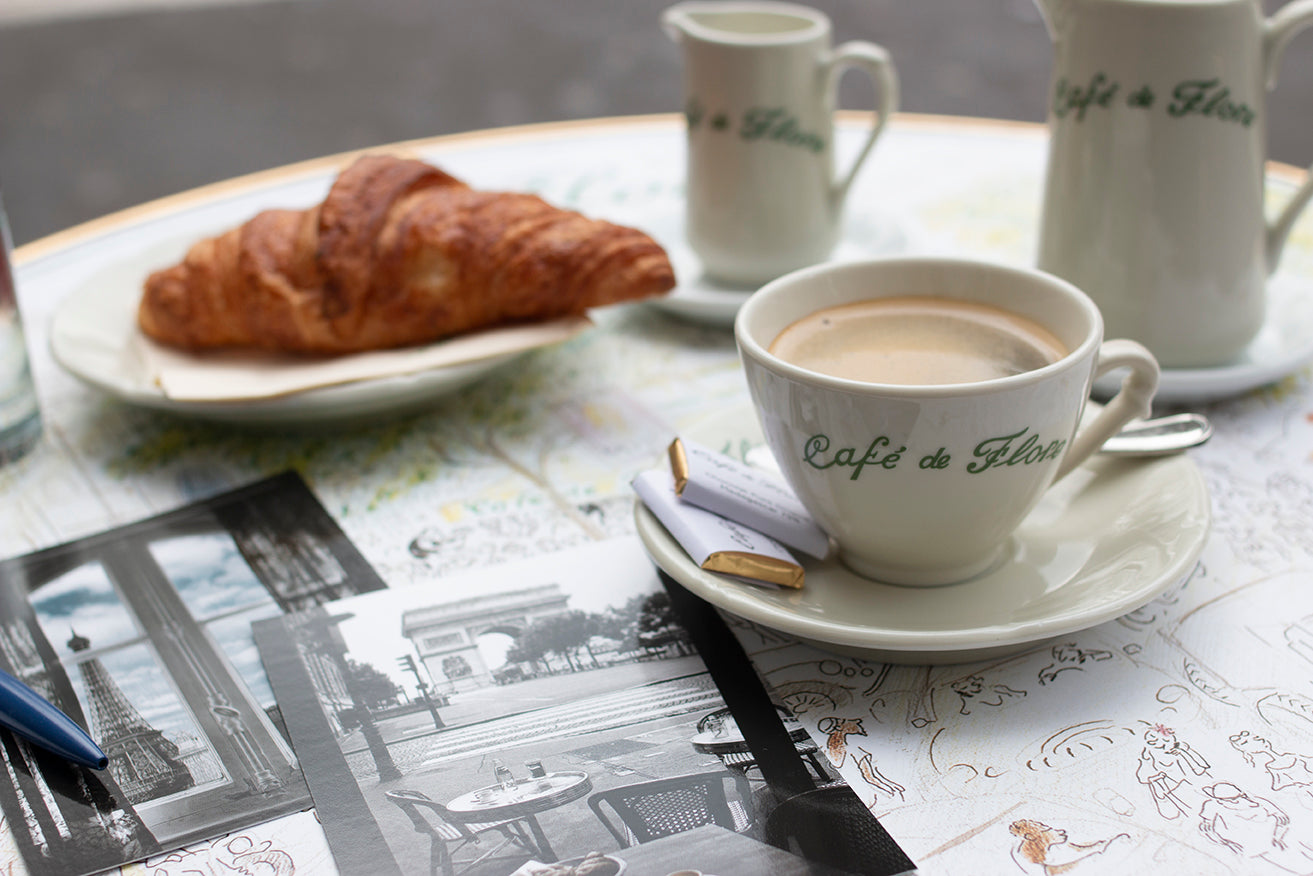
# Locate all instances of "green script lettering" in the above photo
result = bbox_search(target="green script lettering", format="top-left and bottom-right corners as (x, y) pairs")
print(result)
(803, 434), (906, 480)
(1053, 73), (1119, 121)
(1168, 78), (1256, 127)
(685, 98), (705, 129)
(919, 448), (952, 470)
(740, 107), (826, 153)
(1127, 85), (1155, 108)
(968, 428), (1065, 473)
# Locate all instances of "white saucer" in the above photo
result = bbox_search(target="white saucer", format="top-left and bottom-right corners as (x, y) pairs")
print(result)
(649, 211), (911, 329)
(634, 404), (1211, 664)
(47, 241), (559, 427)
(1094, 273), (1313, 403)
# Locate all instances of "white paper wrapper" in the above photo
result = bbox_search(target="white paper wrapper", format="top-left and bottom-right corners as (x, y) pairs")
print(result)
(632, 469), (803, 589)
(668, 437), (830, 559)
(138, 316), (591, 401)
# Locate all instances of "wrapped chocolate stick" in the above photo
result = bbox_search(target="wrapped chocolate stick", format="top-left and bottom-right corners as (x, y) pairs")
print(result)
(632, 469), (804, 589)
(668, 438), (831, 559)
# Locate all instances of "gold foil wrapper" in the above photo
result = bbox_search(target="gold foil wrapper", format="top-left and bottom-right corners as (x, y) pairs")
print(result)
(668, 437), (690, 495)
(702, 551), (804, 589)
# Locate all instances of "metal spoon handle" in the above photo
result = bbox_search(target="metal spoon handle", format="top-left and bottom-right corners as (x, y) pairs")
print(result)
(1097, 413), (1213, 457)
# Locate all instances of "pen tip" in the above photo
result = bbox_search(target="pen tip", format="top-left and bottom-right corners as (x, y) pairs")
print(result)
(94, 755), (108, 770)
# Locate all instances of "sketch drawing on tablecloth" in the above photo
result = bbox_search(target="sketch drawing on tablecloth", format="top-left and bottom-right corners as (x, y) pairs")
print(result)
(143, 833), (295, 876)
(1037, 644), (1113, 685)
(816, 715), (866, 768)
(1007, 819), (1129, 875)
(1134, 724), (1211, 820)
(1230, 730), (1313, 804)
(852, 747), (906, 803)
(712, 543), (1313, 874)
(951, 676), (1027, 715)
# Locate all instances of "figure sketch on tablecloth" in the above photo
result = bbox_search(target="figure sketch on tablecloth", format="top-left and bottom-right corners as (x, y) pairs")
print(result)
(1230, 731), (1313, 807)
(1136, 724), (1212, 819)
(1038, 643), (1114, 685)
(146, 834), (296, 876)
(853, 746), (905, 803)
(952, 675), (1027, 715)
(817, 716), (866, 768)
(1007, 818), (1129, 875)
(1197, 782), (1313, 872)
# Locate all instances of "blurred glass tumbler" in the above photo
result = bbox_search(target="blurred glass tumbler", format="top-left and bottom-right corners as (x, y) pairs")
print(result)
(663, 1), (899, 286)
(0, 197), (40, 464)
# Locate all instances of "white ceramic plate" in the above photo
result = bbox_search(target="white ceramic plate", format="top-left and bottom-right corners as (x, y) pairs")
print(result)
(48, 247), (542, 428)
(1094, 273), (1313, 403)
(635, 403), (1211, 664)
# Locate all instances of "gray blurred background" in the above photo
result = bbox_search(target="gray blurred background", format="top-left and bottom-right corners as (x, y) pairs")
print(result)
(2, 0), (1311, 247)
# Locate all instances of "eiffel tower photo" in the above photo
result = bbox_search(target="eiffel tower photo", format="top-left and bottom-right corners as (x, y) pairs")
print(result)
(68, 629), (195, 804)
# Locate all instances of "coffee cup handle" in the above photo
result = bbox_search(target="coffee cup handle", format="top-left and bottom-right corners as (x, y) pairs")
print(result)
(824, 41), (899, 205)
(1054, 339), (1160, 481)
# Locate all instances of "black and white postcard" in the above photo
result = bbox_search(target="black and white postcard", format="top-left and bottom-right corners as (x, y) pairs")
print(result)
(0, 471), (386, 876)
(252, 536), (914, 876)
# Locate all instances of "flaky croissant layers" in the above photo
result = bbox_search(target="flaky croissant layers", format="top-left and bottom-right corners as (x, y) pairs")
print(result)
(137, 154), (676, 354)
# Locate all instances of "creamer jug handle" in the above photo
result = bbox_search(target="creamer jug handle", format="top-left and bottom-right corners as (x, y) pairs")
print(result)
(823, 41), (899, 207)
(1263, 0), (1313, 270)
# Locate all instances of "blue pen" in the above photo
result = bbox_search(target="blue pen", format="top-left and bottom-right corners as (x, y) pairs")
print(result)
(0, 667), (107, 770)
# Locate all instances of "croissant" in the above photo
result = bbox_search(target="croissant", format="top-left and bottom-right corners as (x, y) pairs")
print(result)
(137, 154), (676, 354)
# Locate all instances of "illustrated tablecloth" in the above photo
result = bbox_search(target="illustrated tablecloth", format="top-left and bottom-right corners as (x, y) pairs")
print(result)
(5, 115), (1313, 875)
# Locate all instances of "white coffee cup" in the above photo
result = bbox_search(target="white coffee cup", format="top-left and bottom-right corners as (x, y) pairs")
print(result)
(735, 257), (1160, 586)
(663, 1), (899, 286)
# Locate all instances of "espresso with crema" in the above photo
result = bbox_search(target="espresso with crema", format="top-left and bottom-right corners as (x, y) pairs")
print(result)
(769, 296), (1068, 385)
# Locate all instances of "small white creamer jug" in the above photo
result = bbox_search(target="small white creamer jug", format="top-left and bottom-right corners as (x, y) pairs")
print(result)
(663, 2), (899, 286)
(1036, 0), (1313, 368)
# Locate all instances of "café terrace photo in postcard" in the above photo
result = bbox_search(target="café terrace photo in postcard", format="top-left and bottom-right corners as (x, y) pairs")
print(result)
(255, 535), (858, 876)
(0, 472), (386, 876)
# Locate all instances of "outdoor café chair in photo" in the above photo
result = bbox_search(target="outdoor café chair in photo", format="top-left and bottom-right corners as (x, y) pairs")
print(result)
(385, 788), (539, 876)
(586, 770), (755, 848)
(765, 784), (906, 874)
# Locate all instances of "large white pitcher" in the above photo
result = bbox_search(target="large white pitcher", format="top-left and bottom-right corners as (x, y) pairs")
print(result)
(1036, 0), (1313, 368)
(663, 2), (898, 286)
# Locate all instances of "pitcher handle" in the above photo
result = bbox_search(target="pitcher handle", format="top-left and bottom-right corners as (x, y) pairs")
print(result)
(1263, 0), (1313, 270)
(823, 41), (899, 206)
(1055, 340), (1160, 482)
